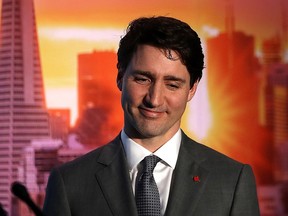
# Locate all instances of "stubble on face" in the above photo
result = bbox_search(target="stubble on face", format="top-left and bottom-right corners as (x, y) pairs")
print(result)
(118, 45), (197, 150)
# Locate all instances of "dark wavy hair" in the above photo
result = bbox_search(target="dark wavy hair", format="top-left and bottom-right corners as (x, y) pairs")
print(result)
(117, 16), (204, 87)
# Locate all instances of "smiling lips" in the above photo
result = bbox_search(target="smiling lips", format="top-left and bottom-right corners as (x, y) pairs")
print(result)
(138, 107), (166, 118)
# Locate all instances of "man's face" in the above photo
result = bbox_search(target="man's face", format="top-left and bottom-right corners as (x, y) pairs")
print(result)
(117, 45), (197, 144)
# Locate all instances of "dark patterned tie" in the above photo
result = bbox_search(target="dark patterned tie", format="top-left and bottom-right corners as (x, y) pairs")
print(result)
(135, 155), (161, 216)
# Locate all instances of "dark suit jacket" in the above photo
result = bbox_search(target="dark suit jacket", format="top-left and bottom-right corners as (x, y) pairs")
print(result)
(43, 131), (260, 216)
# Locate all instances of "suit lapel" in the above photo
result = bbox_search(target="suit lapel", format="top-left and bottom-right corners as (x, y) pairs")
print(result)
(94, 136), (138, 216)
(165, 132), (210, 216)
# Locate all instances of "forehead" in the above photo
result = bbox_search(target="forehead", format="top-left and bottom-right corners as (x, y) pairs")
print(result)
(128, 45), (189, 78)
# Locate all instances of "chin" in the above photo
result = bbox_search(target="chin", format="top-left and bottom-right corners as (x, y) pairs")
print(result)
(136, 127), (166, 138)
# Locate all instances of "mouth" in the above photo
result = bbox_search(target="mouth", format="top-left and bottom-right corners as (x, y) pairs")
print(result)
(138, 107), (166, 119)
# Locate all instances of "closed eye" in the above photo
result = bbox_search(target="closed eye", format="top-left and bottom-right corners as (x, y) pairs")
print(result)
(166, 82), (180, 90)
(134, 76), (151, 84)
(164, 75), (186, 90)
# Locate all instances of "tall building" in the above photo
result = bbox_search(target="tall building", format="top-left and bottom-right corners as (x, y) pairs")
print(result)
(206, 31), (256, 81)
(0, 0), (50, 214)
(17, 139), (62, 216)
(260, 37), (283, 130)
(267, 64), (288, 182)
(206, 31), (274, 184)
(262, 36), (283, 66)
(257, 63), (288, 216)
(48, 108), (70, 142)
(16, 136), (90, 216)
(75, 50), (122, 146)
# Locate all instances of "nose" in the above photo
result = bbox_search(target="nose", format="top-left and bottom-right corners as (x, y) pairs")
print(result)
(144, 82), (164, 108)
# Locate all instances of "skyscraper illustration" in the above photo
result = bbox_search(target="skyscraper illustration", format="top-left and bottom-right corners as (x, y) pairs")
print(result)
(75, 50), (122, 146)
(0, 0), (50, 214)
(267, 64), (288, 182)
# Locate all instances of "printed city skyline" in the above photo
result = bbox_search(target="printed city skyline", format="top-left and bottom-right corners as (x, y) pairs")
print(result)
(0, 0), (288, 215)
(1, 0), (286, 125)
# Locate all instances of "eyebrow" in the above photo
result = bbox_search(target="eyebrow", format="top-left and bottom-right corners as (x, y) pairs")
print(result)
(163, 75), (186, 84)
(132, 70), (187, 83)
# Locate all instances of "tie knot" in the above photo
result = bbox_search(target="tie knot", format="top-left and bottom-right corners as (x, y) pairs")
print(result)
(142, 155), (161, 174)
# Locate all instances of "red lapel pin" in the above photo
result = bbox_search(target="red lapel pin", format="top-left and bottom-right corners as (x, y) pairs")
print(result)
(193, 176), (200, 182)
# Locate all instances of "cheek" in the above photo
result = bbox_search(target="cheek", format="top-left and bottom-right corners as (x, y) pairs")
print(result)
(167, 94), (189, 111)
(122, 84), (144, 106)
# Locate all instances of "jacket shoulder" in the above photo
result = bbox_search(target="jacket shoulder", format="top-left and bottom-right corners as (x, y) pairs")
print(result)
(181, 131), (246, 171)
(55, 135), (122, 175)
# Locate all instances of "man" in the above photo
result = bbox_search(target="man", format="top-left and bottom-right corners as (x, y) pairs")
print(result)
(43, 16), (260, 216)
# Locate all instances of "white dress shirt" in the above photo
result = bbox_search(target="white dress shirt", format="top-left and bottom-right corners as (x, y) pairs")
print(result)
(121, 129), (182, 216)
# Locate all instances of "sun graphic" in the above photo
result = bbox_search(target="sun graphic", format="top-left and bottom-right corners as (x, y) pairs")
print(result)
(182, 66), (273, 184)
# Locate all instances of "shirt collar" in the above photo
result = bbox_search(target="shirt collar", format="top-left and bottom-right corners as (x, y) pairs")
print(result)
(121, 129), (182, 171)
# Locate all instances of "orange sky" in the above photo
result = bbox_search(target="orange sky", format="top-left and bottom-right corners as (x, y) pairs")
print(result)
(31, 0), (284, 125)
(0, 0), (286, 181)
(33, 0), (284, 35)
(0, 0), (286, 127)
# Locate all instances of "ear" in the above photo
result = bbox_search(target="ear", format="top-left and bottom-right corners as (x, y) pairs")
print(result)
(187, 81), (198, 102)
(116, 71), (123, 91)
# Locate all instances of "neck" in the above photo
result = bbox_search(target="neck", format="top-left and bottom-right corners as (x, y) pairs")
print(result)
(126, 129), (179, 152)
